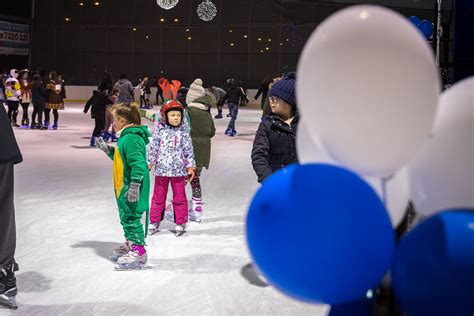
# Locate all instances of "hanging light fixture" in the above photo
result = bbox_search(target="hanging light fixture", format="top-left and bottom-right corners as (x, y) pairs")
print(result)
(156, 0), (179, 10)
(196, 0), (217, 21)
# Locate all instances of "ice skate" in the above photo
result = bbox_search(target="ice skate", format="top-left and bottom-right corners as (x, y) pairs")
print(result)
(174, 224), (186, 237)
(0, 262), (18, 310)
(21, 118), (29, 128)
(110, 241), (130, 261)
(189, 198), (202, 223)
(110, 132), (118, 142)
(10, 120), (19, 128)
(114, 246), (148, 270)
(148, 222), (160, 235)
(52, 122), (58, 130)
(43, 120), (50, 129)
(214, 113), (223, 119)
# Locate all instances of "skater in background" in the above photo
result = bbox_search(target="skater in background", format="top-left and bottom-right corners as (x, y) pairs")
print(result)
(4, 69), (21, 127)
(18, 69), (32, 128)
(84, 88), (119, 146)
(58, 74), (66, 107)
(95, 103), (151, 270)
(254, 75), (272, 110)
(206, 85), (226, 110)
(220, 80), (249, 137)
(30, 74), (48, 130)
(114, 74), (134, 104)
(98, 70), (113, 94)
(156, 77), (164, 105)
(44, 71), (63, 130)
(185, 78), (216, 223)
(214, 78), (234, 119)
(137, 76), (152, 109)
(177, 85), (189, 108)
(0, 73), (6, 105)
(148, 79), (196, 237)
(0, 104), (22, 310)
(251, 72), (298, 183)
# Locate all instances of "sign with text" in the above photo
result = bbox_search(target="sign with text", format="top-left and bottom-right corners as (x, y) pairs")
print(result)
(0, 20), (30, 56)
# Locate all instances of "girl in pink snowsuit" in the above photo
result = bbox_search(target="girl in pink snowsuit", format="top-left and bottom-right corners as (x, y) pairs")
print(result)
(148, 80), (196, 236)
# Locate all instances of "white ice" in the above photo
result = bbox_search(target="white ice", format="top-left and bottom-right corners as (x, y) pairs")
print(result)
(6, 103), (328, 315)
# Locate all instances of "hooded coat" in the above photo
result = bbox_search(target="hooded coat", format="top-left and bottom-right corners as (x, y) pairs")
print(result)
(114, 79), (134, 103)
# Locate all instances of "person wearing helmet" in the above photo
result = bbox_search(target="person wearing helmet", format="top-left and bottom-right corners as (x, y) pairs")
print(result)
(147, 78), (196, 237)
(4, 69), (21, 127)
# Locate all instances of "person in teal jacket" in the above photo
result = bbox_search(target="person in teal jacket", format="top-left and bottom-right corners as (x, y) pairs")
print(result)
(95, 103), (151, 270)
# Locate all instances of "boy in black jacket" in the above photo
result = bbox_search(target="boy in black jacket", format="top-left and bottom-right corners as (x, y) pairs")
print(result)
(251, 72), (298, 183)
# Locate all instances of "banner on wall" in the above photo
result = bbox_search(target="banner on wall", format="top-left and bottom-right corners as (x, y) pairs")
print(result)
(0, 20), (30, 56)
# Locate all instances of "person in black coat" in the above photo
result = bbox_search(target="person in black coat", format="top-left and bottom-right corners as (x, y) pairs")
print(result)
(251, 72), (298, 183)
(83, 88), (118, 146)
(0, 104), (22, 309)
(220, 81), (249, 136)
(30, 74), (48, 129)
(254, 75), (272, 110)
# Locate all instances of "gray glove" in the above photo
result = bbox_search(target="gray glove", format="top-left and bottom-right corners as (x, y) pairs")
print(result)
(126, 182), (141, 203)
(95, 137), (112, 154)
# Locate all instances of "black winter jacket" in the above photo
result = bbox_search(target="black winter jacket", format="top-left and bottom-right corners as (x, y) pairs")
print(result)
(83, 91), (113, 119)
(31, 80), (47, 108)
(251, 113), (299, 183)
(0, 105), (22, 164)
(219, 85), (248, 107)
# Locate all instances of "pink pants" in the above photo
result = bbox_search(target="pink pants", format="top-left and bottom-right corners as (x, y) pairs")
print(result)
(150, 176), (188, 225)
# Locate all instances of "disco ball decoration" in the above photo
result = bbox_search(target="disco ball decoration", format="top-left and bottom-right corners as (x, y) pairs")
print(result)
(157, 0), (179, 10)
(197, 0), (217, 22)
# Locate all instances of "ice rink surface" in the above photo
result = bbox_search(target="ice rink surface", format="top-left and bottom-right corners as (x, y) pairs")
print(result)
(6, 103), (328, 315)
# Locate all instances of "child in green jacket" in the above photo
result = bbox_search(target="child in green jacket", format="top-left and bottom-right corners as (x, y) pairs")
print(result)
(95, 103), (151, 270)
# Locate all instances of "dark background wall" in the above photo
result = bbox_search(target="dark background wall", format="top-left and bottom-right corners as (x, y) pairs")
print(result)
(2, 0), (458, 87)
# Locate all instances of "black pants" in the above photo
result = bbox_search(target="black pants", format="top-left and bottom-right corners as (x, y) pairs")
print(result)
(6, 100), (19, 122)
(32, 106), (44, 126)
(93, 117), (105, 138)
(44, 108), (59, 124)
(21, 102), (29, 120)
(0, 163), (16, 268)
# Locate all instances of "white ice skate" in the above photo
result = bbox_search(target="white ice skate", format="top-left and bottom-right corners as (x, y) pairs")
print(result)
(115, 250), (148, 270)
(174, 224), (186, 237)
(148, 222), (160, 235)
(110, 241), (130, 261)
(189, 198), (203, 223)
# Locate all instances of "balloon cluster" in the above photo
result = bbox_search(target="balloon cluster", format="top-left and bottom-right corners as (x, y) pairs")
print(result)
(246, 5), (474, 316)
(408, 16), (434, 39)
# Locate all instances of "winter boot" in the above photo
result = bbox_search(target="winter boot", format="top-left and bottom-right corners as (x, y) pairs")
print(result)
(214, 113), (223, 119)
(226, 113), (231, 117)
(10, 119), (19, 128)
(0, 260), (18, 310)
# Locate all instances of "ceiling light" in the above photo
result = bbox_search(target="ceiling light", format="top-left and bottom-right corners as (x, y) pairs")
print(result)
(160, 18), (165, 22)
(186, 28), (190, 32)
(258, 38), (262, 41)
(230, 43), (234, 46)
(79, 2), (84, 6)
(94, 2), (100, 5)
(65, 17), (71, 21)
(146, 35), (149, 39)
(268, 38), (271, 42)
(156, 0), (179, 10)
(265, 47), (269, 50)
(243, 35), (247, 38)
(174, 18), (179, 22)
(188, 36), (192, 40)
(133, 27), (137, 31)
(197, 0), (218, 22)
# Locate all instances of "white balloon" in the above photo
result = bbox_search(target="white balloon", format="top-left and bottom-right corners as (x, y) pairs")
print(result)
(297, 119), (409, 226)
(409, 77), (474, 216)
(297, 5), (440, 177)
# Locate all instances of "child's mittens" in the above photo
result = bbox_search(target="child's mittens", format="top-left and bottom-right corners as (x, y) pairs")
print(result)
(126, 182), (141, 203)
(186, 167), (196, 183)
(95, 137), (112, 154)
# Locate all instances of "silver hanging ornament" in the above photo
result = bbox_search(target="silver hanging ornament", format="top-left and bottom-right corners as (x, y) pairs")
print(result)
(197, 0), (217, 22)
(156, 0), (179, 10)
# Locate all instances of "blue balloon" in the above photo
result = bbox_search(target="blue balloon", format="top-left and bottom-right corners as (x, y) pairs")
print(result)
(408, 16), (421, 27)
(392, 209), (474, 316)
(246, 164), (395, 305)
(417, 20), (434, 39)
